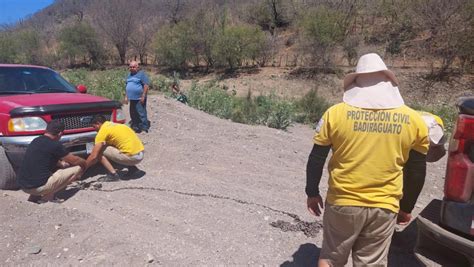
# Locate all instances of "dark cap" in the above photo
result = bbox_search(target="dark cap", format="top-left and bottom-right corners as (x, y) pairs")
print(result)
(46, 120), (65, 135)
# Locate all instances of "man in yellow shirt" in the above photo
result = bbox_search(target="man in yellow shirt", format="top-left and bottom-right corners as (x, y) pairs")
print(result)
(86, 115), (145, 182)
(306, 53), (429, 266)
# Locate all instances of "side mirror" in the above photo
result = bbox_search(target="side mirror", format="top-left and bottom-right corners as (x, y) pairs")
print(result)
(76, 84), (87, 94)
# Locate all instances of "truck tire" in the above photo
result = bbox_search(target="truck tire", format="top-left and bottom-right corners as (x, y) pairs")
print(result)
(0, 147), (18, 190)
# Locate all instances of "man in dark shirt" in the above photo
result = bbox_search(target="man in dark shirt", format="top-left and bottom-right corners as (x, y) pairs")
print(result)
(17, 120), (86, 203)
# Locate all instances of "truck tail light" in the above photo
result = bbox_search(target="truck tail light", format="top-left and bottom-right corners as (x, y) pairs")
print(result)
(444, 115), (474, 202)
(453, 115), (474, 140)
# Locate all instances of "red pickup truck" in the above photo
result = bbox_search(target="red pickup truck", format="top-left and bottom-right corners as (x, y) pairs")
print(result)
(415, 96), (474, 266)
(0, 64), (125, 189)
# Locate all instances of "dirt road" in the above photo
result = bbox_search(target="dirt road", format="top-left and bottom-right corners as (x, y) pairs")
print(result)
(0, 95), (447, 266)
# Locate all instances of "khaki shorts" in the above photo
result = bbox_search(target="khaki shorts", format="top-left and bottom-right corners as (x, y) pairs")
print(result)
(103, 146), (144, 166)
(320, 204), (396, 267)
(22, 166), (82, 196)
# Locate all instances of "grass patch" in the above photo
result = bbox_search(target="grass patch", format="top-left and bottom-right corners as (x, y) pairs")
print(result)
(60, 69), (457, 133)
(61, 69), (330, 130)
(293, 88), (331, 125)
(186, 81), (329, 130)
(187, 81), (234, 120)
(62, 68), (165, 101)
(62, 68), (127, 101)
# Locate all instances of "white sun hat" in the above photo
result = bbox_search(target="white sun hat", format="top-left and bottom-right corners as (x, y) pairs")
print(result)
(343, 53), (404, 109)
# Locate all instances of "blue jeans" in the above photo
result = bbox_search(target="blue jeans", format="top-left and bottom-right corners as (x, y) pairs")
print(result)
(129, 99), (150, 131)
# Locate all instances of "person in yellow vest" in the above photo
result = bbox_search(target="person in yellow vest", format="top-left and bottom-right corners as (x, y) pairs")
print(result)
(397, 111), (447, 225)
(305, 53), (429, 266)
(86, 115), (145, 182)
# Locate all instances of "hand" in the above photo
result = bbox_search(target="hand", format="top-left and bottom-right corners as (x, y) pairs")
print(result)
(57, 160), (70, 168)
(397, 210), (412, 225)
(122, 98), (129, 105)
(307, 195), (324, 216)
(140, 95), (145, 104)
(76, 169), (84, 180)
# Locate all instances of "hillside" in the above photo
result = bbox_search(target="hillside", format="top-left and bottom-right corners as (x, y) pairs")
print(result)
(0, 95), (448, 266)
(173, 65), (473, 107)
(1, 0), (472, 78)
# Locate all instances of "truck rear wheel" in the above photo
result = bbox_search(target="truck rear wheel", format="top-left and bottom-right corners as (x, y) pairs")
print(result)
(0, 147), (18, 190)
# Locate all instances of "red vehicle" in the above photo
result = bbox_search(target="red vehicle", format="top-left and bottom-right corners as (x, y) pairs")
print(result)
(415, 97), (474, 266)
(0, 64), (125, 189)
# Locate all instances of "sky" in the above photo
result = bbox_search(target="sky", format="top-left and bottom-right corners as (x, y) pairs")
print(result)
(0, 0), (54, 25)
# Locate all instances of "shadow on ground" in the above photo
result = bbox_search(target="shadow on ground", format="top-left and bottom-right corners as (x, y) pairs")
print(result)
(281, 243), (320, 267)
(388, 221), (422, 267)
(55, 164), (146, 202)
(81, 163), (145, 180)
(282, 223), (421, 267)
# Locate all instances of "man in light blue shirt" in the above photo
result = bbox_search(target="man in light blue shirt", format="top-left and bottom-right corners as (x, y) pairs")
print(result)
(124, 61), (150, 133)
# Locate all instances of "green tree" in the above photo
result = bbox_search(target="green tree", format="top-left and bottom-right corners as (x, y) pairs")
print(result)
(411, 0), (474, 78)
(375, 0), (417, 56)
(154, 22), (193, 69)
(13, 30), (41, 64)
(0, 32), (18, 63)
(59, 22), (104, 67)
(212, 25), (266, 69)
(298, 6), (346, 67)
(187, 9), (219, 68)
(245, 0), (289, 35)
(92, 0), (139, 64)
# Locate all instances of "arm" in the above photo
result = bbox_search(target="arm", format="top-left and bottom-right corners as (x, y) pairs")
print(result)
(124, 79), (129, 104)
(85, 142), (106, 170)
(398, 150), (427, 224)
(306, 144), (331, 216)
(140, 84), (149, 103)
(426, 134), (447, 162)
(426, 144), (446, 162)
(62, 153), (86, 171)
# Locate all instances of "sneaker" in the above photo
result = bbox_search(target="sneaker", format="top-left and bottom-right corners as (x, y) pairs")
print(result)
(27, 195), (42, 203)
(98, 172), (121, 182)
(27, 195), (57, 204)
(126, 166), (140, 177)
(49, 198), (65, 204)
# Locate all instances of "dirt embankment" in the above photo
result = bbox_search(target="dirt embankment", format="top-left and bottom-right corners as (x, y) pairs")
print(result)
(0, 95), (447, 266)
(176, 66), (473, 107)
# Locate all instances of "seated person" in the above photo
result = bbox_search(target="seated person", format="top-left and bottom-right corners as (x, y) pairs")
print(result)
(171, 83), (188, 104)
(17, 120), (86, 203)
(86, 115), (145, 182)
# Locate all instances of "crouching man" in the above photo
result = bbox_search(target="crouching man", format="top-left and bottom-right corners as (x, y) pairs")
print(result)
(17, 120), (86, 203)
(86, 115), (145, 182)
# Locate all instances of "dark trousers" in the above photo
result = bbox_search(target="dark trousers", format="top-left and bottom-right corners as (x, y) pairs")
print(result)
(129, 99), (150, 131)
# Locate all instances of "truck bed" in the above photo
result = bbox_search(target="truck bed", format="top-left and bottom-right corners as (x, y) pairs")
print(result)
(415, 199), (474, 266)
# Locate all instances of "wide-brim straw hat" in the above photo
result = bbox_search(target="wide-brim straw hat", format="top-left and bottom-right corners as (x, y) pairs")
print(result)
(343, 53), (404, 109)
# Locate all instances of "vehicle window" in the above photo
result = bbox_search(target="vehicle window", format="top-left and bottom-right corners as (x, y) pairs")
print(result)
(0, 67), (76, 94)
(0, 71), (25, 92)
(0, 73), (9, 91)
